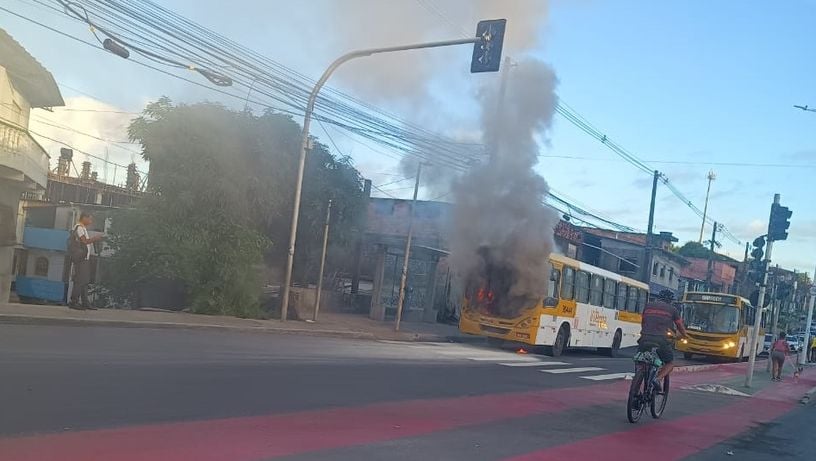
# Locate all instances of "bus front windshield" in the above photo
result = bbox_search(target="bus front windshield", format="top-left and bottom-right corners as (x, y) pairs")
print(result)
(682, 303), (740, 334)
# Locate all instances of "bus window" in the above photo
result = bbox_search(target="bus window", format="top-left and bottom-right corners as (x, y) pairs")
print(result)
(626, 287), (638, 312)
(549, 268), (561, 298)
(590, 275), (604, 306)
(561, 267), (575, 300)
(603, 279), (617, 309)
(576, 271), (590, 304)
(616, 283), (627, 311)
(637, 289), (647, 312)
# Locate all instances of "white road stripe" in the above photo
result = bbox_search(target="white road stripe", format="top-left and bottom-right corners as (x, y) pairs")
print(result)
(541, 367), (605, 374)
(581, 372), (634, 381)
(498, 361), (571, 367)
(467, 356), (542, 362)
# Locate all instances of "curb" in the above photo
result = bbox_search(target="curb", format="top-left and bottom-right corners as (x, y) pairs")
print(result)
(0, 313), (384, 341)
(800, 385), (816, 405)
(0, 312), (466, 343)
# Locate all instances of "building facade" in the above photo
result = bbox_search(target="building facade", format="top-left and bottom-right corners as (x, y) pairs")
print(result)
(362, 197), (454, 323)
(0, 29), (64, 302)
(580, 228), (689, 298)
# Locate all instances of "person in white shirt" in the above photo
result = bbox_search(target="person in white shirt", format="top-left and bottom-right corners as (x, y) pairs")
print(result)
(69, 212), (104, 309)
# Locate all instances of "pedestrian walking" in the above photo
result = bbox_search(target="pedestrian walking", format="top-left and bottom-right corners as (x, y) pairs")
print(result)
(770, 332), (789, 381)
(68, 212), (104, 310)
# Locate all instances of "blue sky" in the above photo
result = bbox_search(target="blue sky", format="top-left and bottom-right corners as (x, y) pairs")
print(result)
(2, 0), (814, 273)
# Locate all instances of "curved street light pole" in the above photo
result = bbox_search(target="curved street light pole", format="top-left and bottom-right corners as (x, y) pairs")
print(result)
(280, 36), (481, 321)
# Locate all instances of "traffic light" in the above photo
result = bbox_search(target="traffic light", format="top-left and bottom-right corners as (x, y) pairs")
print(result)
(768, 203), (792, 241)
(471, 19), (507, 73)
(747, 236), (766, 283)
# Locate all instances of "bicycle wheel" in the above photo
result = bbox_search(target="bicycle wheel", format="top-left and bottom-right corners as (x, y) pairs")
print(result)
(650, 375), (670, 419)
(627, 365), (647, 423)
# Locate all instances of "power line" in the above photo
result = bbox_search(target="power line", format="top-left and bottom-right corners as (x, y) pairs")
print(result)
(27, 128), (148, 176)
(538, 154), (816, 169)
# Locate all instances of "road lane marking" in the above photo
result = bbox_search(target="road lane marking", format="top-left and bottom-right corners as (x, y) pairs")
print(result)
(581, 372), (634, 381)
(541, 367), (605, 374)
(498, 361), (571, 367)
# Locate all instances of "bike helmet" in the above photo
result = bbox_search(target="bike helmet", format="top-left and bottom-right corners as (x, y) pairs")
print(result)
(657, 289), (675, 303)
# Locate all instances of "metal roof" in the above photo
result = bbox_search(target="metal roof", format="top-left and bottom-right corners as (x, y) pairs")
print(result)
(0, 29), (64, 108)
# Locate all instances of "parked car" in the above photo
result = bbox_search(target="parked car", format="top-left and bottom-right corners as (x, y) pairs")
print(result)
(761, 334), (774, 355)
(786, 336), (802, 352)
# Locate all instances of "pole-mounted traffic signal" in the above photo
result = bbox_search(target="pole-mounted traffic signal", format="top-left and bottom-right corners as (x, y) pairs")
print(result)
(747, 236), (766, 284)
(768, 203), (792, 241)
(471, 19), (507, 73)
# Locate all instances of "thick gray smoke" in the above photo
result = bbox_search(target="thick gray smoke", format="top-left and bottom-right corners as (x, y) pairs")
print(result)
(450, 59), (559, 313)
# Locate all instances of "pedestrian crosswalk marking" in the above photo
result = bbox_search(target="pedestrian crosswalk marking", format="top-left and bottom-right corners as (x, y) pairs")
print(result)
(580, 372), (633, 381)
(541, 367), (605, 374)
(467, 356), (541, 362)
(498, 361), (570, 367)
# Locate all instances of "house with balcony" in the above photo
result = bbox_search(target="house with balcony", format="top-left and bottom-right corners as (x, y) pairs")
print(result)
(0, 28), (64, 302)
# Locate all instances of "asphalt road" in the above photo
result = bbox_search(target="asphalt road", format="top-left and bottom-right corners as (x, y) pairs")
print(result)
(0, 323), (812, 460)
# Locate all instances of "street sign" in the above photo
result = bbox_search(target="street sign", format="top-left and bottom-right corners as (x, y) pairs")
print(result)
(471, 19), (507, 73)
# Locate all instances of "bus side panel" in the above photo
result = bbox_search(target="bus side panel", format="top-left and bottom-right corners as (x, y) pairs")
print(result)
(616, 312), (642, 349)
(534, 298), (577, 346)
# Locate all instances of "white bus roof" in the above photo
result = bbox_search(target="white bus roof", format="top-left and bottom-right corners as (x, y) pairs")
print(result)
(550, 253), (648, 290)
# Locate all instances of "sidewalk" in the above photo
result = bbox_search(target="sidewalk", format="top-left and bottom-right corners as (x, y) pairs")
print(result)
(0, 302), (471, 343)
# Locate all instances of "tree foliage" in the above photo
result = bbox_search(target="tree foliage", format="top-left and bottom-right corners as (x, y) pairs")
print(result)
(675, 241), (736, 262)
(104, 98), (366, 316)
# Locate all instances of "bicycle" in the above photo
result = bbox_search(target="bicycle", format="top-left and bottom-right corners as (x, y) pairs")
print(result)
(626, 346), (670, 423)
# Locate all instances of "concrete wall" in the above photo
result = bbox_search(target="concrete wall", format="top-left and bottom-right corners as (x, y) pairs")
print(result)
(25, 249), (65, 281)
(0, 68), (31, 129)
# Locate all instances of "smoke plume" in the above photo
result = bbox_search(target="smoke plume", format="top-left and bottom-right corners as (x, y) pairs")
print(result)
(450, 59), (559, 313)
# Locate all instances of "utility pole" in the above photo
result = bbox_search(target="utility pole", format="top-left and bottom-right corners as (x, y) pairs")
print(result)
(766, 271), (779, 373)
(395, 163), (422, 332)
(278, 27), (503, 321)
(705, 221), (718, 291)
(312, 199), (332, 322)
(698, 170), (716, 243)
(800, 266), (816, 367)
(643, 170), (660, 286)
(746, 193), (780, 388)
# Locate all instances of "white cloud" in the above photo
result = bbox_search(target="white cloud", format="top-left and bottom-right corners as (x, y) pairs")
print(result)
(28, 96), (147, 186)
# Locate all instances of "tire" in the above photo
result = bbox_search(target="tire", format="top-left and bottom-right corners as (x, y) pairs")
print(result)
(683, 352), (693, 360)
(603, 330), (623, 358)
(650, 375), (670, 419)
(627, 365), (647, 423)
(549, 325), (568, 357)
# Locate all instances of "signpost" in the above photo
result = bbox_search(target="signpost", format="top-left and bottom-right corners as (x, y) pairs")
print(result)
(279, 20), (508, 321)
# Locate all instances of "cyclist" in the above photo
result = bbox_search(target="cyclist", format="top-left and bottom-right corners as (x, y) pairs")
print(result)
(637, 289), (688, 393)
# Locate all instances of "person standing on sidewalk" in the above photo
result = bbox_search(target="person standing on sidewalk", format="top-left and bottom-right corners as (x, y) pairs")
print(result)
(770, 332), (789, 381)
(68, 212), (104, 310)
(810, 335), (816, 363)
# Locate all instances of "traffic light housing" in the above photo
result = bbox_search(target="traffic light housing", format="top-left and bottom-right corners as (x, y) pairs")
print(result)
(768, 203), (792, 241)
(471, 19), (507, 73)
(747, 236), (766, 284)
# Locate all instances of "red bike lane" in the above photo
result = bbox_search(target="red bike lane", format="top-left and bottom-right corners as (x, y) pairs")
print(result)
(0, 364), (810, 461)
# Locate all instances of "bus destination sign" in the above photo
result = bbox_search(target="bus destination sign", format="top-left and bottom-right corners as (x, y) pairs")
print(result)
(685, 293), (737, 304)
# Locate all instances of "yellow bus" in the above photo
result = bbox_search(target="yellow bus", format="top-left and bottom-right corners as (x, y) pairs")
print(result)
(459, 253), (650, 357)
(675, 292), (764, 361)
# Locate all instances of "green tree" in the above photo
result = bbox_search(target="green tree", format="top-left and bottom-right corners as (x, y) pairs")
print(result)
(675, 241), (737, 262)
(104, 98), (366, 316)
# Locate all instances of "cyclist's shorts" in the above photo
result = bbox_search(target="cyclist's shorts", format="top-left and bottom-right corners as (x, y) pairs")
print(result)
(638, 335), (674, 364)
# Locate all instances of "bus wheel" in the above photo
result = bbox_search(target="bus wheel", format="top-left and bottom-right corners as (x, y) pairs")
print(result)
(549, 325), (569, 357)
(683, 352), (693, 360)
(602, 330), (622, 358)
